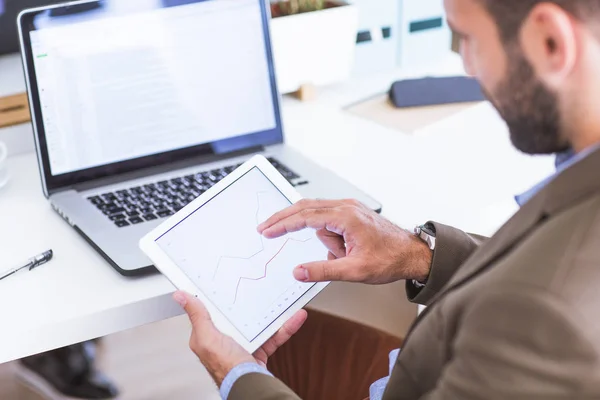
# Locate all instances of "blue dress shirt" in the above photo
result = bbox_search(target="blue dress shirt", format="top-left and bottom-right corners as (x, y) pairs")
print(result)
(220, 144), (600, 400)
(220, 362), (273, 399)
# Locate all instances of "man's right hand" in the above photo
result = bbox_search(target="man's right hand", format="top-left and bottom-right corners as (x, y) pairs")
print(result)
(257, 199), (433, 285)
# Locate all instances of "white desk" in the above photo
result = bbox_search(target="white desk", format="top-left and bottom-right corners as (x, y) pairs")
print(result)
(0, 53), (555, 365)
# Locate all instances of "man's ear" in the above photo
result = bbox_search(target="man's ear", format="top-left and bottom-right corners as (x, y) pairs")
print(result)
(519, 3), (578, 89)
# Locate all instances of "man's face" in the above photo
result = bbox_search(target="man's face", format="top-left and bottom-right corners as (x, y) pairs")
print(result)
(444, 0), (569, 155)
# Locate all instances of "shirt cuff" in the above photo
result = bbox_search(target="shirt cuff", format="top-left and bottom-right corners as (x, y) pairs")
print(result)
(219, 362), (272, 400)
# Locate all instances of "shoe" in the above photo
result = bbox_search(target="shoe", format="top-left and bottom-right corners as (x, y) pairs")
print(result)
(15, 341), (119, 400)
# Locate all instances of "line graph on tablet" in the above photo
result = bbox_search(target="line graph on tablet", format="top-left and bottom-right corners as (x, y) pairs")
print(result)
(157, 168), (327, 340)
(212, 192), (312, 304)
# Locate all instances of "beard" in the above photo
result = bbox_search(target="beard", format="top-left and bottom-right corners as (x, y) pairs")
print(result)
(483, 47), (570, 155)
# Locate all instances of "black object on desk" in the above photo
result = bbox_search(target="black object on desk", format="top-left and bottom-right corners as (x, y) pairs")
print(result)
(388, 76), (486, 108)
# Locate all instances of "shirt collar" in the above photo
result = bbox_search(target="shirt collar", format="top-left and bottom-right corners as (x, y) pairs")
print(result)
(515, 142), (600, 207)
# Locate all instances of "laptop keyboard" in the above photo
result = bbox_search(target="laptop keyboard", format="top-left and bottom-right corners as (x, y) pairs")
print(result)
(87, 158), (308, 228)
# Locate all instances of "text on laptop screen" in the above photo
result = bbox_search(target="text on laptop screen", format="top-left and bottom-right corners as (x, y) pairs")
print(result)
(30, 0), (277, 176)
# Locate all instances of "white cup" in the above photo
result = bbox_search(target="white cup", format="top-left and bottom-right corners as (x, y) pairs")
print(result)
(0, 141), (9, 189)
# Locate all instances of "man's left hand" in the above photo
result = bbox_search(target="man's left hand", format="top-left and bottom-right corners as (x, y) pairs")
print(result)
(174, 291), (308, 386)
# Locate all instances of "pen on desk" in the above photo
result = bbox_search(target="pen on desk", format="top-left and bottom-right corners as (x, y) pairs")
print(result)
(0, 250), (54, 281)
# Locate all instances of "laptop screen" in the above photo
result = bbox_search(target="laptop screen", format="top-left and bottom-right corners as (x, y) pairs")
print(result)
(22, 0), (281, 180)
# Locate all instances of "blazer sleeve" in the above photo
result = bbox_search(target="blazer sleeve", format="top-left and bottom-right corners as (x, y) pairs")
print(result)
(406, 221), (487, 306)
(228, 372), (301, 400)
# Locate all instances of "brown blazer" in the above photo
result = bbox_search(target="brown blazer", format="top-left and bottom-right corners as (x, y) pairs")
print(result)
(229, 147), (600, 400)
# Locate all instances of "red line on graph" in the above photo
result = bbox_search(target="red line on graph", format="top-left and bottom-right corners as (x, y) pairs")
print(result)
(232, 237), (312, 304)
(212, 191), (269, 281)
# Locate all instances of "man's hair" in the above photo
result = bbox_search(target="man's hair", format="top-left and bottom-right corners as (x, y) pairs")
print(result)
(481, 0), (600, 43)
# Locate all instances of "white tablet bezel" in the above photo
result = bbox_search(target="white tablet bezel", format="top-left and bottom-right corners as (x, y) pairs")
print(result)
(140, 155), (329, 353)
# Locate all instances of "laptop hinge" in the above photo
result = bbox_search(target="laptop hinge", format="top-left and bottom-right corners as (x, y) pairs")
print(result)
(66, 146), (264, 193)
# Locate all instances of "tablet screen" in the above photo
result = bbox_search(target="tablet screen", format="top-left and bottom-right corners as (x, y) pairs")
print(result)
(155, 167), (327, 341)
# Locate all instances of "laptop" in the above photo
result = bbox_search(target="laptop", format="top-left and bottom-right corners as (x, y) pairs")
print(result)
(17, 0), (381, 276)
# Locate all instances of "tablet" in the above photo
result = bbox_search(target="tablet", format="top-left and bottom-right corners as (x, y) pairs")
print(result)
(140, 155), (330, 353)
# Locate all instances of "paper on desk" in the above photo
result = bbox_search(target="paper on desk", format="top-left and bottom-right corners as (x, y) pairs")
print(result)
(347, 95), (480, 134)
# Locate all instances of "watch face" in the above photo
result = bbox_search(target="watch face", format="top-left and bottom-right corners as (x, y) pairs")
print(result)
(422, 224), (436, 237)
(423, 228), (434, 237)
(414, 225), (435, 251)
(423, 222), (436, 237)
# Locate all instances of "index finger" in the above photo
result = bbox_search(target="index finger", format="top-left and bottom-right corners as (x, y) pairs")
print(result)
(257, 199), (346, 233)
(261, 208), (345, 239)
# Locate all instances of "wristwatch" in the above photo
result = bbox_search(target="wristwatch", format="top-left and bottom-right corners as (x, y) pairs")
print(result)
(414, 223), (436, 251)
(412, 223), (436, 288)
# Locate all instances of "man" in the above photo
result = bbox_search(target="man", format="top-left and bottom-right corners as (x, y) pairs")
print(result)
(174, 0), (600, 398)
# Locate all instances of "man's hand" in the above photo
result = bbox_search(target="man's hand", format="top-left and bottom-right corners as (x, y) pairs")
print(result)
(174, 291), (308, 386)
(258, 199), (432, 284)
